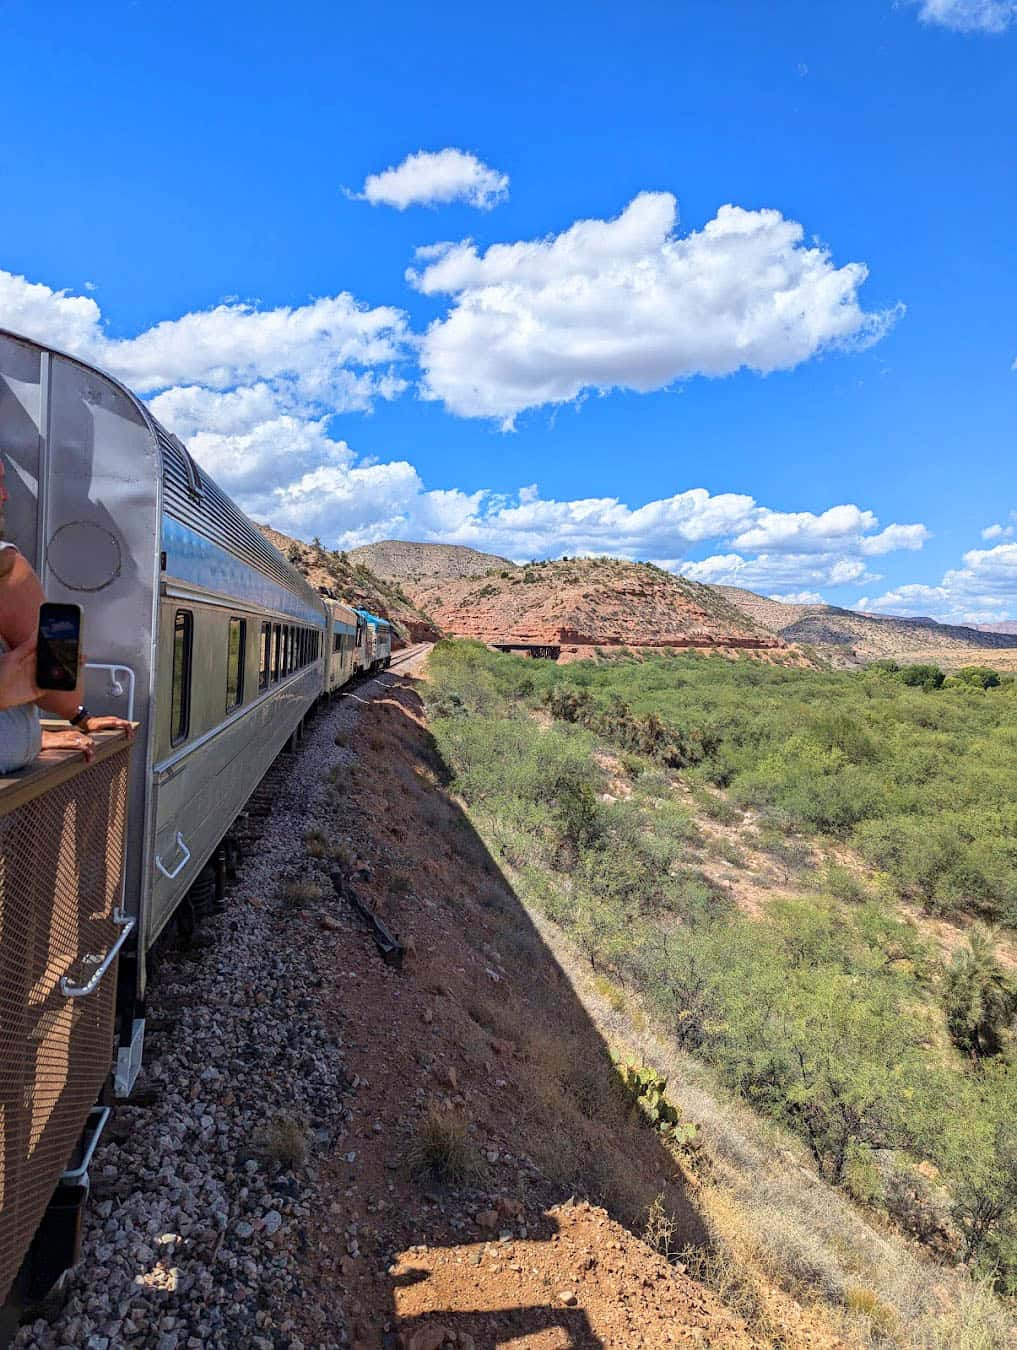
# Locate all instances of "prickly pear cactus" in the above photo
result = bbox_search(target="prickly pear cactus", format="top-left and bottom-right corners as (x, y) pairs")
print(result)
(612, 1056), (698, 1148)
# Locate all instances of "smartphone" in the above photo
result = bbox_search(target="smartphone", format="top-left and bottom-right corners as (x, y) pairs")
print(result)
(36, 601), (83, 692)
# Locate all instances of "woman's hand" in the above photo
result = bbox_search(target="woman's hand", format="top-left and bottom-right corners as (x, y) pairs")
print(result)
(81, 715), (136, 742)
(0, 636), (41, 710)
(41, 728), (96, 761)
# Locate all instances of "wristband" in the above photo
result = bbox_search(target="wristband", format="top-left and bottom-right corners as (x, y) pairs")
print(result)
(69, 705), (89, 728)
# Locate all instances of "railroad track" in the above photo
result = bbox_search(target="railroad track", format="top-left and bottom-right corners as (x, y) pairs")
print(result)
(386, 641), (432, 670)
(231, 643), (430, 857)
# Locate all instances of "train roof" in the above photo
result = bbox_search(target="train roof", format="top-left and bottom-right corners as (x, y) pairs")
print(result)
(0, 329), (321, 613)
(354, 608), (390, 627)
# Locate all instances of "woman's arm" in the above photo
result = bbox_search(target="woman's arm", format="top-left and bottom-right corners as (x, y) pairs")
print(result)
(0, 636), (40, 710)
(0, 551), (83, 718)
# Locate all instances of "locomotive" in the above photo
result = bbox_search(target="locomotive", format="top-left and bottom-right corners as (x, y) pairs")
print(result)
(0, 330), (392, 1312)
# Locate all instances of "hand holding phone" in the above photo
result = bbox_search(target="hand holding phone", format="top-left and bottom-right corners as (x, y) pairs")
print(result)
(36, 602), (83, 692)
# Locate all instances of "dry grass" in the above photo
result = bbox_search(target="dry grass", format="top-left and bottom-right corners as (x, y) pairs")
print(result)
(643, 1192), (681, 1260)
(282, 880), (325, 905)
(256, 1114), (309, 1170)
(304, 829), (329, 858)
(403, 1109), (481, 1185)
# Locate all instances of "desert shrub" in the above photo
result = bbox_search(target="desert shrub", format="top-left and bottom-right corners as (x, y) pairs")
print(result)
(953, 665), (1002, 690)
(942, 930), (1017, 1058)
(900, 663), (946, 690)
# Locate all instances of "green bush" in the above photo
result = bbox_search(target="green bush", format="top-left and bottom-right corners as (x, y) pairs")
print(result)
(900, 663), (945, 690)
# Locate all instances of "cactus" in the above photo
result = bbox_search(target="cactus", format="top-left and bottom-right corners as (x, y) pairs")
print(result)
(612, 1057), (698, 1149)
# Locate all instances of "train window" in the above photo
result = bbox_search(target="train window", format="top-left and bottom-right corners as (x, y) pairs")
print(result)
(285, 626), (293, 673)
(170, 609), (192, 746)
(259, 622), (270, 692)
(226, 617), (246, 711)
(272, 623), (281, 681)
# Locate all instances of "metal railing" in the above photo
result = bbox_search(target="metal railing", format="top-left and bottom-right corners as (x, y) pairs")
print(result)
(0, 729), (131, 1304)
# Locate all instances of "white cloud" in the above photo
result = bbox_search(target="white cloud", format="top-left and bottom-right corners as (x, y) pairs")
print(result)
(981, 515), (1016, 540)
(351, 148), (509, 211)
(0, 268), (408, 408)
(769, 591), (825, 605)
(411, 191), (901, 424)
(858, 522), (930, 554)
(912, 0), (1016, 32)
(859, 540), (1017, 624)
(678, 552), (880, 593)
(2, 259), (937, 610)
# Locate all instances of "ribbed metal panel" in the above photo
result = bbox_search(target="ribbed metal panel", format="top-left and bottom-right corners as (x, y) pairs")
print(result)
(154, 423), (319, 605)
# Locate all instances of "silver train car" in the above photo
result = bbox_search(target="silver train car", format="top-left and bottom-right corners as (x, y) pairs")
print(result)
(354, 607), (392, 674)
(0, 330), (394, 1093)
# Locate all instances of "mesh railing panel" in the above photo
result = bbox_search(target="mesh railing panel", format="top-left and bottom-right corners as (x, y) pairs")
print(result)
(0, 742), (129, 1303)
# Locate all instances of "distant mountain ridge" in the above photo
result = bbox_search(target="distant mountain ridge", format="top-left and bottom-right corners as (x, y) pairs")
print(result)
(717, 585), (1017, 660)
(267, 535), (1017, 669)
(348, 540), (514, 584)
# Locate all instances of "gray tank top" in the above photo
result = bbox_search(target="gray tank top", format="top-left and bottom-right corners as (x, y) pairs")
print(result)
(0, 544), (42, 773)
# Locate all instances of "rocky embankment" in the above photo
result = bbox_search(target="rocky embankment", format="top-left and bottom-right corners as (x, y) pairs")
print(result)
(258, 527), (441, 644)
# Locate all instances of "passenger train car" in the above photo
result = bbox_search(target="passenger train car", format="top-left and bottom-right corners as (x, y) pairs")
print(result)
(0, 330), (392, 1098)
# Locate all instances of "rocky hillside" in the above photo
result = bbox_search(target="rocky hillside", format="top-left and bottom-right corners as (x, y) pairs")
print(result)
(348, 539), (513, 584)
(258, 525), (441, 643)
(405, 556), (783, 655)
(717, 585), (1017, 668)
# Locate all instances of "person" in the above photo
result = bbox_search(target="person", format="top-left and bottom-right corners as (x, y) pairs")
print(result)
(0, 458), (134, 771)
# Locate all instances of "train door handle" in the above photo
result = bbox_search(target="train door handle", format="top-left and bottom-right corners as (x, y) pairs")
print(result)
(60, 909), (136, 998)
(155, 831), (191, 879)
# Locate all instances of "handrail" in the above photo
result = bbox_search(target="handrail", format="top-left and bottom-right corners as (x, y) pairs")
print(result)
(59, 909), (136, 998)
(0, 726), (134, 820)
(154, 831), (190, 880)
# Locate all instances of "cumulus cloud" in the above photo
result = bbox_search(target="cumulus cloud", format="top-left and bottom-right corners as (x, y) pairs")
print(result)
(411, 191), (901, 424)
(981, 514), (1016, 540)
(2, 260), (934, 609)
(859, 540), (1017, 624)
(351, 148), (509, 211)
(912, 0), (1016, 32)
(769, 591), (825, 605)
(0, 267), (408, 408)
(678, 552), (880, 594)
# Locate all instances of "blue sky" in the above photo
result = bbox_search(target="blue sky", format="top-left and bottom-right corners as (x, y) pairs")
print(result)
(1, 0), (1014, 620)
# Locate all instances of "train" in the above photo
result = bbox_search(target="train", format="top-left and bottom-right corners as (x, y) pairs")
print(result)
(0, 329), (393, 1315)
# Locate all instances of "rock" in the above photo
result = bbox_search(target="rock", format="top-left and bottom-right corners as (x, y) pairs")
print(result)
(321, 914), (341, 932)
(476, 1209), (499, 1231)
(404, 1327), (450, 1350)
(557, 1289), (578, 1306)
(234, 1220), (254, 1239)
(262, 1209), (282, 1235)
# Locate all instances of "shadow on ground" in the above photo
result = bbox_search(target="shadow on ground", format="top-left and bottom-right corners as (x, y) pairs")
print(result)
(304, 671), (744, 1348)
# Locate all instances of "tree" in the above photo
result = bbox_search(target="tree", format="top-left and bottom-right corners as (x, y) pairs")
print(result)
(943, 930), (1017, 1058)
(954, 665), (1001, 690)
(900, 663), (945, 690)
(939, 1061), (1017, 1286)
